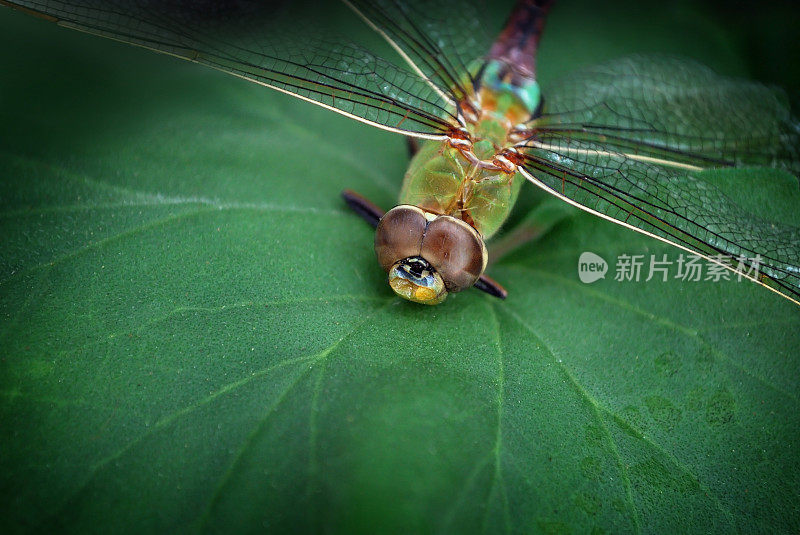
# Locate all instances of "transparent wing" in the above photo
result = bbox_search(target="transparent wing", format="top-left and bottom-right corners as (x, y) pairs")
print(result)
(346, 0), (492, 107)
(518, 136), (800, 305)
(531, 56), (800, 174)
(0, 0), (462, 138)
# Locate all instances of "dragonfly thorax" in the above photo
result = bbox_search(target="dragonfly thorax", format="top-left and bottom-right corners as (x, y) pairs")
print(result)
(478, 60), (542, 123)
(452, 81), (538, 174)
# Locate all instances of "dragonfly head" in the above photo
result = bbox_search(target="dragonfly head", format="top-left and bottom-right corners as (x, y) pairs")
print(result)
(375, 206), (487, 305)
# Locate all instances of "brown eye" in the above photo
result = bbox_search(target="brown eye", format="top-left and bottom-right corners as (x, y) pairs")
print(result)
(420, 216), (487, 292)
(374, 207), (487, 305)
(375, 206), (447, 305)
(374, 205), (427, 272)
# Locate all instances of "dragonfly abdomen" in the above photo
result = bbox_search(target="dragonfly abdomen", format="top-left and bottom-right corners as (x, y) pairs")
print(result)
(487, 0), (553, 85)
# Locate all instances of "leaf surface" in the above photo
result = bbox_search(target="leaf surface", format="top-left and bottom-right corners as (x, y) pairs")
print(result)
(1, 2), (798, 533)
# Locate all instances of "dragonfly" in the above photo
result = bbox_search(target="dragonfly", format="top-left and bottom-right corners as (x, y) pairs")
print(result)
(2, 0), (799, 305)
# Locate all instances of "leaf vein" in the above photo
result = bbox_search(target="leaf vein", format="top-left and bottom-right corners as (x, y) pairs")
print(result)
(196, 300), (393, 530)
(502, 305), (642, 533)
(502, 264), (799, 403)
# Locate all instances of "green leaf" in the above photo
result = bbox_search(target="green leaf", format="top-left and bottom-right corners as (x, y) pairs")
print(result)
(1, 2), (799, 534)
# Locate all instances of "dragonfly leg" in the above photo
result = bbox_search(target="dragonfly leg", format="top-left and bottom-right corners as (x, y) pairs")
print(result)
(474, 273), (508, 299)
(406, 137), (420, 158)
(342, 189), (385, 228)
(341, 189), (507, 299)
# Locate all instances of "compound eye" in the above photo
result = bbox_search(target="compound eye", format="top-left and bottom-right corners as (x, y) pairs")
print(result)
(420, 216), (487, 292)
(388, 256), (447, 305)
(374, 205), (427, 272)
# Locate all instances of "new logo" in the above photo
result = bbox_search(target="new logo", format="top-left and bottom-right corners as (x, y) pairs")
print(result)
(578, 252), (608, 283)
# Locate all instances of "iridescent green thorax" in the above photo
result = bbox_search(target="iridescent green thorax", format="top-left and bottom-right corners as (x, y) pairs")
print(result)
(480, 60), (541, 121)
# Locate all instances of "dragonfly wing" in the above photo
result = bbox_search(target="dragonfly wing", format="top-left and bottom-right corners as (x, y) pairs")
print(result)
(346, 0), (492, 106)
(519, 137), (800, 305)
(533, 55), (800, 174)
(0, 0), (460, 138)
